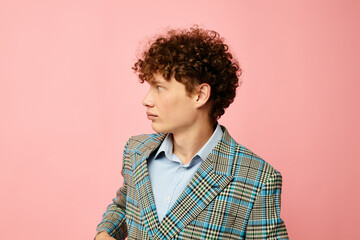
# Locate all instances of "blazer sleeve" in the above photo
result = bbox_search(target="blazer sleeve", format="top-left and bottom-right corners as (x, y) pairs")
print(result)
(245, 170), (289, 240)
(95, 139), (131, 240)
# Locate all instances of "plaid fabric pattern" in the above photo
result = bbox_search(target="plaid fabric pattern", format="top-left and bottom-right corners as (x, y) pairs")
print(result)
(96, 126), (289, 239)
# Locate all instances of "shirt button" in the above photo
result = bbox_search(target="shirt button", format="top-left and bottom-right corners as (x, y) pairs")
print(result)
(180, 167), (185, 172)
(165, 196), (170, 201)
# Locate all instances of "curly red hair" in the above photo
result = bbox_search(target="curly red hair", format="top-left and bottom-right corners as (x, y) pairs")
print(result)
(133, 26), (242, 122)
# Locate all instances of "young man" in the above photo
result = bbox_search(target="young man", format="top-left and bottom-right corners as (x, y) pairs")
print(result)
(95, 27), (289, 240)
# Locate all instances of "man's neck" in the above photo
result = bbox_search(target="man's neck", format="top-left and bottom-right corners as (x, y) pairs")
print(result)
(172, 121), (216, 165)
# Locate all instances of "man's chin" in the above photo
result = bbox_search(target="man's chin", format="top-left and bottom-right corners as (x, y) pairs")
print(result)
(151, 123), (161, 133)
(151, 123), (168, 134)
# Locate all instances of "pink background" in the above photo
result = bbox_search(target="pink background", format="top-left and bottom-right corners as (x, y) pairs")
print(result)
(1, 0), (359, 239)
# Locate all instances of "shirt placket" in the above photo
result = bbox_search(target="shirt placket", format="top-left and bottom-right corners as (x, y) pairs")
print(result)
(163, 159), (187, 212)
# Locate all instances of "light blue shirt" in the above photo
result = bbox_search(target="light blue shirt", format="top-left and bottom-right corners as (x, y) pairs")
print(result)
(147, 124), (223, 222)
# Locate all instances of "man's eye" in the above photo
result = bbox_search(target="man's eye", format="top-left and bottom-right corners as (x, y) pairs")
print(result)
(157, 86), (163, 90)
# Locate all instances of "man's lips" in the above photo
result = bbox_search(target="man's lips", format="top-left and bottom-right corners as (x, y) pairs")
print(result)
(146, 112), (158, 120)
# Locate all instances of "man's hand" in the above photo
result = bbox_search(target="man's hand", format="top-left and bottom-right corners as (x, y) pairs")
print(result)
(94, 231), (116, 240)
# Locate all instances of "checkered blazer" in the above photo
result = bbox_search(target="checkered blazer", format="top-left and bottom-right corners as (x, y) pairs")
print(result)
(96, 126), (289, 239)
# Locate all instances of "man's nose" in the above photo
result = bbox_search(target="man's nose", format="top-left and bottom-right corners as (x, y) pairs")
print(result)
(142, 90), (154, 107)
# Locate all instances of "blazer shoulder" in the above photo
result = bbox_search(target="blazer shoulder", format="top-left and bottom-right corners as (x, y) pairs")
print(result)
(125, 132), (166, 153)
(231, 138), (282, 183)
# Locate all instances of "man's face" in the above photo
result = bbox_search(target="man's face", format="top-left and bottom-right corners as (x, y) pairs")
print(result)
(142, 73), (198, 134)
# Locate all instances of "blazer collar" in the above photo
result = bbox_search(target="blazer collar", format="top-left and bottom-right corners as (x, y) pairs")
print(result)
(133, 126), (236, 239)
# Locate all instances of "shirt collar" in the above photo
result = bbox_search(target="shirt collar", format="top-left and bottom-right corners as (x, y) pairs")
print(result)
(154, 123), (223, 163)
(154, 133), (174, 160)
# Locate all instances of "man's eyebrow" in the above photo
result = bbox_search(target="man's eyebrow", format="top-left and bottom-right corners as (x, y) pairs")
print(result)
(148, 80), (159, 85)
(151, 79), (165, 85)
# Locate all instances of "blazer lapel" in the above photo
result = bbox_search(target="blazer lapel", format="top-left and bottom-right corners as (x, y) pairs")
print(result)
(153, 127), (235, 240)
(132, 134), (166, 239)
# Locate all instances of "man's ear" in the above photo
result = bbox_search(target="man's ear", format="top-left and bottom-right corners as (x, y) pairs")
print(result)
(194, 83), (211, 108)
